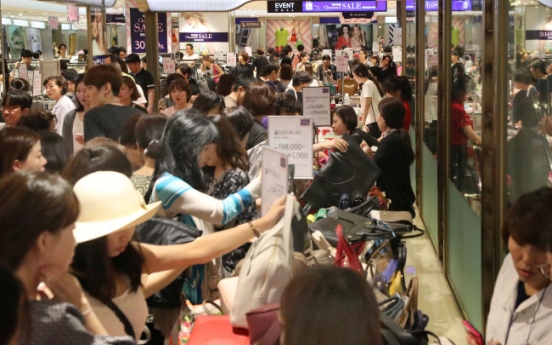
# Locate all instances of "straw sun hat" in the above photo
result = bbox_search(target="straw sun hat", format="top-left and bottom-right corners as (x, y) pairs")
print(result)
(73, 171), (161, 243)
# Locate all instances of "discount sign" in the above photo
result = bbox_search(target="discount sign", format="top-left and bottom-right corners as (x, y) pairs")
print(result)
(129, 9), (168, 53)
(302, 87), (331, 126)
(268, 116), (313, 178)
(261, 148), (288, 216)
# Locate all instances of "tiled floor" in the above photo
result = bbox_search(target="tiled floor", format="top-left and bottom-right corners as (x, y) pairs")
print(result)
(404, 215), (468, 345)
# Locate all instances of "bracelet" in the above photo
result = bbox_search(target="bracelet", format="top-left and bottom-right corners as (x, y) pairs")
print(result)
(248, 221), (261, 238)
(80, 308), (92, 316)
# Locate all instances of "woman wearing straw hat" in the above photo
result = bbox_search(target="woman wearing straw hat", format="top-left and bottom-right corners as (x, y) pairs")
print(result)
(70, 171), (285, 340)
(0, 171), (134, 345)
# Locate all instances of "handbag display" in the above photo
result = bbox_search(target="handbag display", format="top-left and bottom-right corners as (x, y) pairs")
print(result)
(301, 133), (381, 209)
(230, 195), (298, 329)
(334, 224), (365, 274)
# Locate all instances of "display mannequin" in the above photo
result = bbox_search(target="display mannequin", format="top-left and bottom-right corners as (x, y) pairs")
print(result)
(276, 25), (289, 51)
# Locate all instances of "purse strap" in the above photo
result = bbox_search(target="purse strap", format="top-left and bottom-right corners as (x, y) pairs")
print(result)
(98, 296), (136, 339)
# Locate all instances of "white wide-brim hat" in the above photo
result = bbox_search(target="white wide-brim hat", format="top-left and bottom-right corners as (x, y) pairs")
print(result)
(73, 171), (161, 243)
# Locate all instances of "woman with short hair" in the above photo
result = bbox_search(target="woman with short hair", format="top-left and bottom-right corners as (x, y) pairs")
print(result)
(43, 76), (75, 135)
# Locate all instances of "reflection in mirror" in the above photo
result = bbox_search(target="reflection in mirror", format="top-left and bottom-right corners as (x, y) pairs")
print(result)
(506, 2), (552, 208)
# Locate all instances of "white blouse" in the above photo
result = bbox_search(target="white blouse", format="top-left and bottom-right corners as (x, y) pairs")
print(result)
(52, 95), (76, 135)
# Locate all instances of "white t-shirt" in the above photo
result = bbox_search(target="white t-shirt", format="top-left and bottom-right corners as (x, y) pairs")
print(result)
(72, 114), (84, 153)
(361, 80), (383, 124)
(52, 95), (76, 135)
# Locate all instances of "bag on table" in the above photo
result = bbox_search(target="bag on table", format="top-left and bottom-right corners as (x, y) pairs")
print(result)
(230, 195), (298, 329)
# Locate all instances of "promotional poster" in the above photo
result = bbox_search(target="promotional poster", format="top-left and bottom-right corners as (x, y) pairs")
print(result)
(128, 8), (168, 54)
(91, 7), (108, 56)
(8, 26), (28, 60)
(266, 19), (312, 52)
(317, 24), (373, 51)
(179, 12), (229, 55)
(26, 28), (42, 53)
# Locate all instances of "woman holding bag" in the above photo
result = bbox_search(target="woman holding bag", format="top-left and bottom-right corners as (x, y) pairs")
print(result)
(352, 63), (384, 139)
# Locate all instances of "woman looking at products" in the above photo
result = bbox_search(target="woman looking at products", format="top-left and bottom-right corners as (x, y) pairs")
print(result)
(280, 266), (382, 345)
(467, 187), (552, 345)
(362, 98), (415, 217)
(131, 115), (167, 197)
(161, 79), (193, 117)
(200, 55), (224, 82)
(382, 75), (413, 131)
(352, 63), (385, 138)
(0, 127), (47, 178)
(118, 76), (147, 113)
(0, 171), (134, 345)
(62, 74), (90, 153)
(328, 105), (378, 148)
(43, 76), (75, 135)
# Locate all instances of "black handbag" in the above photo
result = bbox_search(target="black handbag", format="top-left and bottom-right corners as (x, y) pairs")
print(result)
(302, 133), (381, 209)
(309, 207), (395, 247)
(381, 313), (433, 345)
(136, 217), (201, 308)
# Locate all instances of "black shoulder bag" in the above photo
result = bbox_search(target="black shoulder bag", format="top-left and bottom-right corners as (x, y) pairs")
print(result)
(98, 296), (136, 339)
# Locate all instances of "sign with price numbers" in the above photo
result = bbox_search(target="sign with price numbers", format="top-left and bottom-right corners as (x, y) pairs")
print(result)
(268, 116), (313, 179)
(32, 70), (42, 96)
(261, 148), (288, 216)
(129, 9), (168, 53)
(162, 57), (176, 74)
(226, 53), (237, 67)
(335, 55), (349, 72)
(302, 87), (331, 126)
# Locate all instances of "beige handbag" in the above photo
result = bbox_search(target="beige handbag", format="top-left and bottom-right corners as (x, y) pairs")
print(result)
(230, 195), (297, 329)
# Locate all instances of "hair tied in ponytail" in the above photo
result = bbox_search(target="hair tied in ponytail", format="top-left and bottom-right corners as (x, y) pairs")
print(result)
(144, 139), (160, 157)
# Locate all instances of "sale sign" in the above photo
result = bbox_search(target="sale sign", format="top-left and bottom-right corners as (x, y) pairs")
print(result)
(129, 8), (168, 53)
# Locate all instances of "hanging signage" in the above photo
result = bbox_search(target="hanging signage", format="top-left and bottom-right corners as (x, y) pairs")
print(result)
(526, 31), (552, 40)
(303, 1), (387, 12)
(268, 1), (302, 12)
(341, 12), (375, 19)
(241, 21), (261, 28)
(67, 3), (79, 23)
(48, 17), (59, 30)
(106, 13), (125, 24)
(129, 9), (168, 53)
(162, 57), (176, 74)
(405, 0), (472, 11)
(302, 87), (331, 126)
(179, 32), (229, 43)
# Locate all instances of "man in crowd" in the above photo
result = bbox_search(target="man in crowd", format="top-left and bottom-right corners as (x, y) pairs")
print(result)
(126, 53), (155, 113)
(83, 64), (144, 142)
(224, 75), (256, 108)
(259, 63), (280, 91)
(317, 55), (337, 81)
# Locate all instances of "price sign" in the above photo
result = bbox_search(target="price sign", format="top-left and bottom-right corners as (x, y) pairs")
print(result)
(372, 42), (380, 54)
(48, 16), (59, 30)
(162, 57), (176, 74)
(322, 49), (332, 58)
(344, 48), (354, 59)
(227, 53), (237, 67)
(261, 148), (288, 216)
(214, 51), (224, 61)
(32, 70), (42, 96)
(392, 46), (402, 63)
(303, 87), (331, 126)
(18, 64), (28, 81)
(245, 46), (252, 57)
(336, 55), (348, 72)
(268, 116), (313, 179)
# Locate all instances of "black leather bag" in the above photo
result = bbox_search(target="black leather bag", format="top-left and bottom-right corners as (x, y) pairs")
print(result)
(381, 313), (429, 345)
(309, 207), (395, 247)
(136, 217), (201, 308)
(302, 133), (381, 209)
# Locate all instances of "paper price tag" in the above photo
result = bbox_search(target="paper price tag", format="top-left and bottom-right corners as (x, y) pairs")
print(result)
(33, 70), (42, 96)
(162, 57), (176, 74)
(302, 87), (331, 126)
(226, 53), (237, 67)
(336, 55), (348, 72)
(245, 47), (252, 56)
(268, 116), (313, 179)
(322, 49), (332, 58)
(261, 148), (288, 216)
(18, 64), (28, 81)
(392, 46), (402, 63)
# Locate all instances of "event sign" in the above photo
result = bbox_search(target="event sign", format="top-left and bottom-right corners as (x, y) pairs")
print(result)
(268, 117), (314, 179)
(162, 57), (176, 74)
(226, 53), (237, 67)
(405, 0), (472, 11)
(302, 87), (331, 126)
(179, 32), (229, 43)
(261, 148), (288, 216)
(129, 9), (168, 53)
(303, 1), (387, 12)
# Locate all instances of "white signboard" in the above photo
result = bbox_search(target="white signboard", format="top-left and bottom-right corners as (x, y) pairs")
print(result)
(302, 87), (331, 126)
(214, 51), (224, 61)
(18, 64), (28, 81)
(392, 46), (402, 63)
(335, 55), (348, 72)
(268, 116), (314, 179)
(245, 46), (252, 57)
(322, 49), (332, 58)
(344, 48), (354, 59)
(261, 148), (288, 216)
(162, 57), (176, 74)
(226, 53), (237, 67)
(372, 42), (380, 54)
(32, 70), (42, 96)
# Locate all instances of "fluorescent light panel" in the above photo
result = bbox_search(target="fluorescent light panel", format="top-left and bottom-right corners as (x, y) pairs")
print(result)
(146, 0), (251, 11)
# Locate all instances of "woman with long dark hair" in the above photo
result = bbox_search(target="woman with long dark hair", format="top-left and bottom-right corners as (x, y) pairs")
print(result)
(62, 74), (90, 153)
(0, 127), (47, 178)
(383, 75), (413, 131)
(352, 63), (384, 138)
(362, 98), (415, 216)
(118, 76), (147, 113)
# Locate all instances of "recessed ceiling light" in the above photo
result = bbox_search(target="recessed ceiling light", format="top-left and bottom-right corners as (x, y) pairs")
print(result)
(19, 13), (23, 16)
